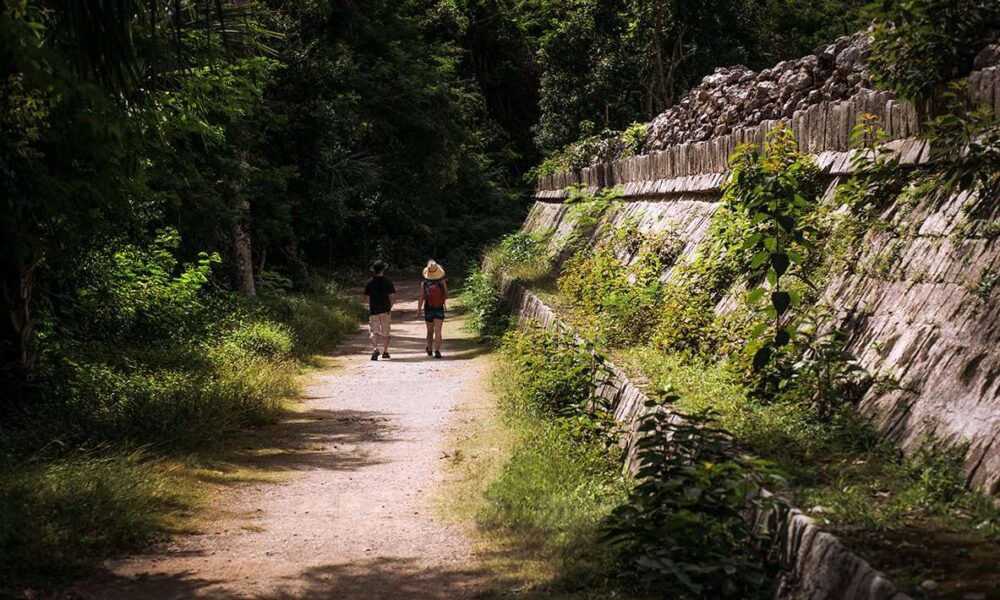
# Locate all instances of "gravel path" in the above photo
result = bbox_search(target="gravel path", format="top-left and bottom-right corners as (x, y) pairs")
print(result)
(67, 281), (494, 599)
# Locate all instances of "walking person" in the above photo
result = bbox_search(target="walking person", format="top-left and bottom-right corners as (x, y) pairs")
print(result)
(416, 259), (447, 358)
(364, 260), (396, 360)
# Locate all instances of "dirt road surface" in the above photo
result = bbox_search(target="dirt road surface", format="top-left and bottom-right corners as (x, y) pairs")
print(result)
(66, 281), (495, 599)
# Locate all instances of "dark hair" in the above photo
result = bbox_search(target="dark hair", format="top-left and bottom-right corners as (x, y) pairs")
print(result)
(371, 260), (387, 274)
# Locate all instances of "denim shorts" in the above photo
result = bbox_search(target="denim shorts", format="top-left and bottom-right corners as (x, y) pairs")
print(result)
(423, 307), (445, 322)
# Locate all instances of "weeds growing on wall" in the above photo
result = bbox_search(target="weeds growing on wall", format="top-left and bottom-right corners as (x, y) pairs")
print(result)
(462, 231), (554, 343)
(603, 391), (783, 598)
(558, 223), (671, 347)
(557, 184), (625, 262)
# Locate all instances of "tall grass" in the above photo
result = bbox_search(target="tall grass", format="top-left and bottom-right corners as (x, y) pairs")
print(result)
(0, 452), (191, 587)
(0, 288), (363, 591)
(469, 327), (630, 596)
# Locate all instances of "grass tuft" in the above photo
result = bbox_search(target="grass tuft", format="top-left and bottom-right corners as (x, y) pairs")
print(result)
(0, 452), (193, 588)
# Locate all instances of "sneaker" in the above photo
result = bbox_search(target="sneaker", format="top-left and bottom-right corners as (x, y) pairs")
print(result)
(434, 350), (442, 359)
(371, 349), (380, 361)
(426, 347), (432, 357)
(381, 352), (391, 359)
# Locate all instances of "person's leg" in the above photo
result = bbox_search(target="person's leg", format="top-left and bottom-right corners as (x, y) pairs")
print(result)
(369, 315), (379, 350)
(425, 319), (434, 353)
(381, 313), (391, 355)
(433, 318), (444, 352)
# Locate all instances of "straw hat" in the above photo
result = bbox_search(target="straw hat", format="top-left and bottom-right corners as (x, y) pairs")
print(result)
(423, 260), (446, 280)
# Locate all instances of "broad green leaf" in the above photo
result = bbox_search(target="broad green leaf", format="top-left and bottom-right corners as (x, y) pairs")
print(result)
(752, 346), (772, 370)
(771, 291), (790, 315)
(771, 253), (790, 277)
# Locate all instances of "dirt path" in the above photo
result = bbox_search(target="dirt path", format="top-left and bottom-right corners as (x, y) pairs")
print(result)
(67, 281), (495, 599)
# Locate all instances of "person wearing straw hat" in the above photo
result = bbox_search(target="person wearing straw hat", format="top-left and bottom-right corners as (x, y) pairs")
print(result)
(416, 259), (448, 358)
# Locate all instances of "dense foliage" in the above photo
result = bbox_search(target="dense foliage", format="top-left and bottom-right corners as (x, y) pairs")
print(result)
(11, 0), (993, 591)
(869, 0), (1000, 107)
(1, 0), (880, 406)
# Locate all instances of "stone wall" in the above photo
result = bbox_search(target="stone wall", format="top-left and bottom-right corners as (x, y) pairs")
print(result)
(501, 281), (912, 600)
(536, 63), (1000, 196)
(524, 66), (1000, 496)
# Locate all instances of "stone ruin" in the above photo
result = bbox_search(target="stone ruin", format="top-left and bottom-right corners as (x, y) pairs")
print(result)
(645, 33), (873, 150)
(529, 34), (1000, 498)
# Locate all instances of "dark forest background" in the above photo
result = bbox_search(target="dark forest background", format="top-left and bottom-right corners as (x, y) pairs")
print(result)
(1, 0), (874, 407)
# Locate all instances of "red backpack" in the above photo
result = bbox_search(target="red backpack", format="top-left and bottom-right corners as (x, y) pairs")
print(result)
(424, 280), (446, 309)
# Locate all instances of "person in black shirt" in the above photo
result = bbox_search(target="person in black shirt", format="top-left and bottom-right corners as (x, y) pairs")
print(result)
(364, 261), (396, 360)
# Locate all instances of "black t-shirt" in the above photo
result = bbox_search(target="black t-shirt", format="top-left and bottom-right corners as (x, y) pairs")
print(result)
(364, 276), (395, 315)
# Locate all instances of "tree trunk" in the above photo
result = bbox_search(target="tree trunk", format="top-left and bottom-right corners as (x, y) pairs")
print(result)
(232, 198), (256, 297)
(662, 28), (685, 109)
(1, 260), (37, 407)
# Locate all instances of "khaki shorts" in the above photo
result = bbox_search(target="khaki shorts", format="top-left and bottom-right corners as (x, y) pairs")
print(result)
(369, 312), (391, 339)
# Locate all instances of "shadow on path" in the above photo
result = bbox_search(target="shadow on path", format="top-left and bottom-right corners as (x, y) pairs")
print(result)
(214, 407), (397, 474)
(69, 556), (517, 599)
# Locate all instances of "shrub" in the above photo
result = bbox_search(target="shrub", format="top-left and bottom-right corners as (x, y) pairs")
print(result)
(602, 394), (783, 598)
(497, 325), (602, 420)
(497, 231), (544, 267)
(70, 228), (220, 342)
(224, 320), (294, 360)
(461, 266), (509, 343)
(264, 289), (366, 356)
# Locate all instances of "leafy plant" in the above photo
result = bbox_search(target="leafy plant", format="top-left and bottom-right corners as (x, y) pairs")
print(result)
(970, 268), (998, 303)
(921, 84), (1000, 201)
(723, 125), (822, 371)
(602, 390), (783, 598)
(782, 309), (869, 420)
(619, 122), (648, 158)
(461, 265), (509, 343)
